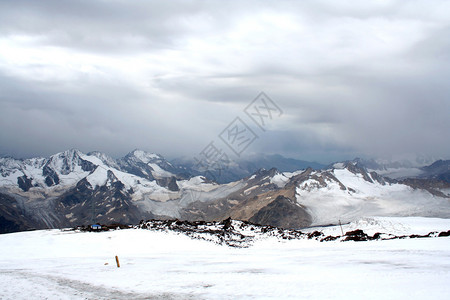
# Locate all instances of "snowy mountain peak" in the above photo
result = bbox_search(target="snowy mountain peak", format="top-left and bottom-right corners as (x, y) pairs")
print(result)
(1, 150), (449, 234)
(85, 166), (123, 189)
(0, 157), (23, 177)
(50, 149), (83, 159)
(253, 167), (279, 179)
(86, 151), (119, 169)
(126, 149), (161, 164)
(45, 149), (95, 176)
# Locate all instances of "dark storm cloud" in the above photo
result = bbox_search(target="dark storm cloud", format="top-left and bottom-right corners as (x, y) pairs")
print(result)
(0, 0), (449, 162)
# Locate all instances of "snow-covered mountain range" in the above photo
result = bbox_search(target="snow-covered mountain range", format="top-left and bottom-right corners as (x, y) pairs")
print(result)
(340, 156), (450, 180)
(0, 149), (449, 233)
(0, 149), (230, 231)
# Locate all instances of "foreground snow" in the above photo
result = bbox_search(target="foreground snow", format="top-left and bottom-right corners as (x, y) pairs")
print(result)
(1, 217), (449, 299)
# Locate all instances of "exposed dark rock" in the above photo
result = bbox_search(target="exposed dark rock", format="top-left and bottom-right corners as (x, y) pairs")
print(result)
(344, 229), (369, 242)
(221, 217), (233, 230)
(307, 231), (324, 239)
(421, 160), (450, 183)
(17, 175), (33, 192)
(0, 193), (45, 233)
(167, 176), (179, 191)
(321, 235), (339, 242)
(345, 162), (373, 183)
(57, 174), (147, 227)
(249, 195), (311, 229)
(156, 176), (179, 191)
(43, 165), (60, 187)
(400, 178), (450, 198)
(369, 172), (391, 185)
(79, 158), (96, 172)
(438, 230), (450, 237)
(287, 169), (347, 191)
(133, 218), (305, 247)
(372, 232), (382, 240)
(116, 155), (156, 181)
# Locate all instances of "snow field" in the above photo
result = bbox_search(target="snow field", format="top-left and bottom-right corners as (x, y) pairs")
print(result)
(0, 217), (449, 299)
(296, 169), (450, 225)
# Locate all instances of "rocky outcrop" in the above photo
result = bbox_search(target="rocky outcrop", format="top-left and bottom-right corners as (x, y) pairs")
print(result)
(0, 193), (45, 233)
(17, 175), (33, 192)
(249, 195), (311, 229)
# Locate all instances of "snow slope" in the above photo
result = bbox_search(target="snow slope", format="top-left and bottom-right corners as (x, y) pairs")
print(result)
(304, 216), (450, 236)
(270, 170), (303, 188)
(0, 217), (449, 299)
(296, 168), (450, 226)
(371, 167), (424, 179)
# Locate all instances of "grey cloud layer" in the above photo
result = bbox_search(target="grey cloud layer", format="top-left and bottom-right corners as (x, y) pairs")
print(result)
(0, 0), (449, 162)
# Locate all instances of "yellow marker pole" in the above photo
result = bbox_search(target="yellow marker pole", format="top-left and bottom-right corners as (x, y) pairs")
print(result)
(115, 255), (120, 268)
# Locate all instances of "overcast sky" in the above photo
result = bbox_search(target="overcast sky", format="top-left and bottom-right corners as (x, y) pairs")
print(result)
(0, 0), (449, 163)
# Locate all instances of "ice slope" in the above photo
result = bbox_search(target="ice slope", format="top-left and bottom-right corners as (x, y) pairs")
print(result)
(135, 178), (245, 218)
(0, 217), (449, 299)
(148, 163), (174, 178)
(128, 150), (160, 163)
(270, 170), (304, 188)
(370, 167), (424, 179)
(120, 149), (176, 179)
(296, 168), (450, 226)
(304, 216), (450, 236)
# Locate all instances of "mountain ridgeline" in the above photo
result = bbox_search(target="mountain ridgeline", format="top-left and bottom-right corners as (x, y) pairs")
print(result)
(0, 149), (449, 233)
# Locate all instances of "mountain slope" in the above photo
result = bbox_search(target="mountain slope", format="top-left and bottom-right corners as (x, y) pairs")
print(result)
(0, 150), (244, 229)
(420, 160), (450, 182)
(349, 157), (450, 182)
(294, 163), (450, 226)
(0, 150), (449, 232)
(182, 162), (450, 228)
(171, 153), (324, 183)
